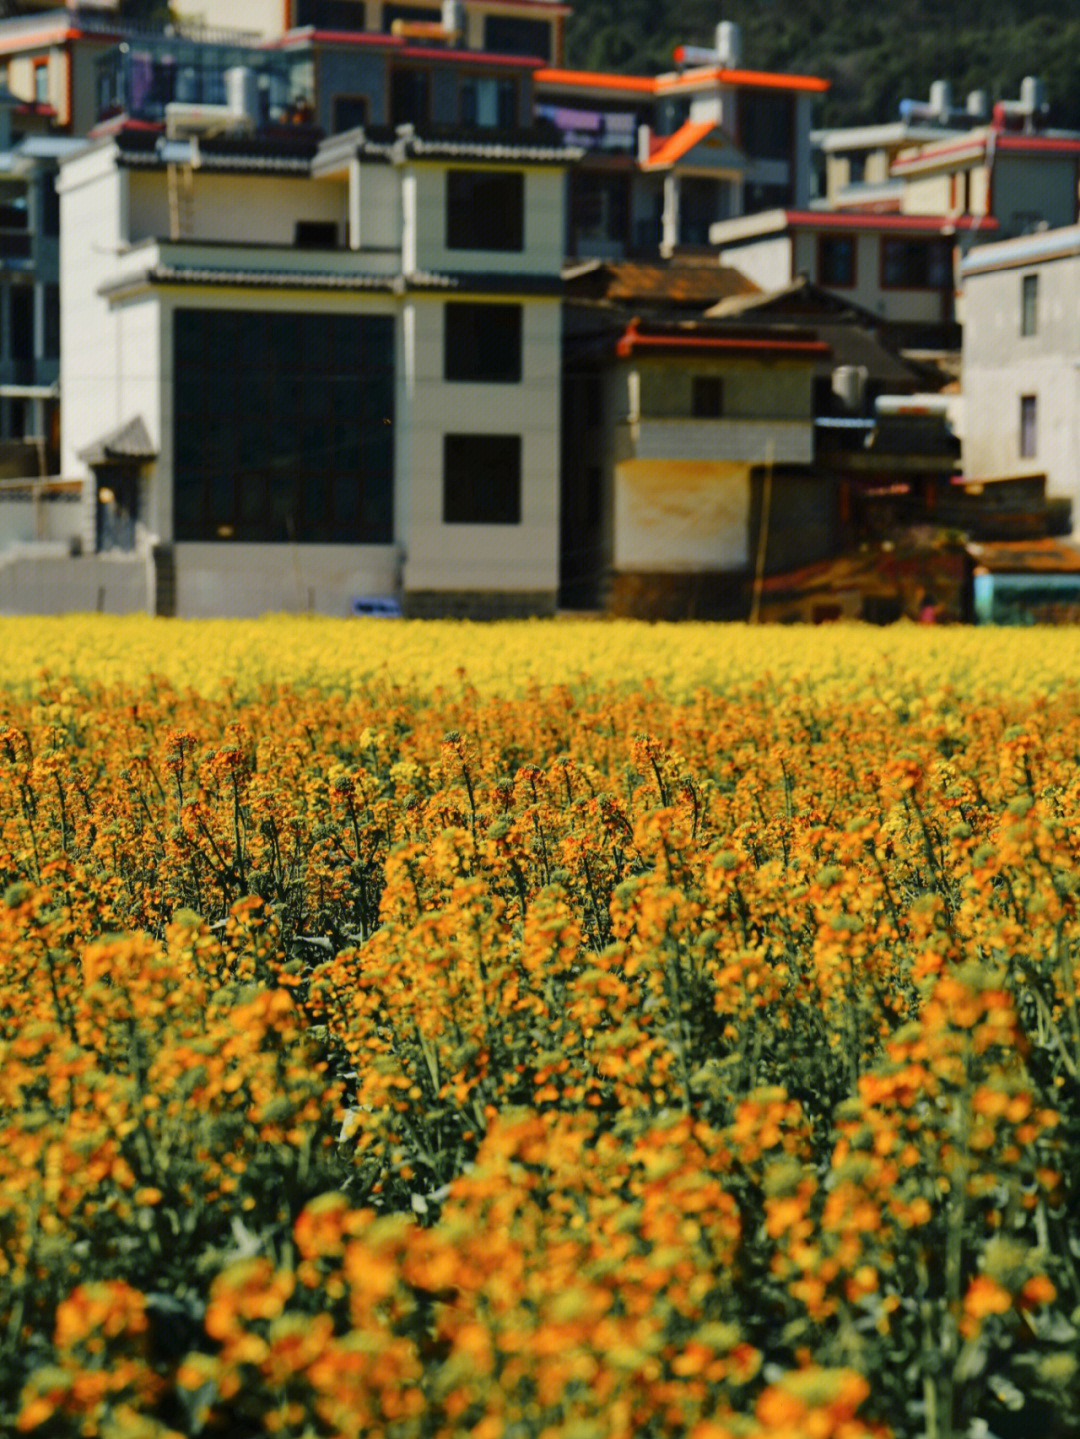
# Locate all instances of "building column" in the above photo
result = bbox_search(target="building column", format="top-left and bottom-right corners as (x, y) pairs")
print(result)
(661, 172), (680, 256)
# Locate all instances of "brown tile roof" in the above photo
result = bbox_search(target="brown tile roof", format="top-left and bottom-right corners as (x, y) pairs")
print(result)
(565, 259), (759, 306)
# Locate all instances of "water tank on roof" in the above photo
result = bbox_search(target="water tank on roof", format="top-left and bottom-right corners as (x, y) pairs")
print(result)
(1020, 75), (1045, 113)
(966, 90), (988, 120)
(715, 20), (742, 68)
(929, 79), (953, 117)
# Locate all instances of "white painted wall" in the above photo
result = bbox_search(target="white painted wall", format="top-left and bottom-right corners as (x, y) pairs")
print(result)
(401, 293), (561, 592)
(127, 170), (348, 246)
(174, 542), (400, 616)
(179, 0), (286, 39)
(716, 234), (793, 290)
(411, 163), (565, 274)
(963, 256), (1080, 523)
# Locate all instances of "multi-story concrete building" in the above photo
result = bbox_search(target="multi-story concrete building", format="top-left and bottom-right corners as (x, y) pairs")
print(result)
(57, 116), (576, 616)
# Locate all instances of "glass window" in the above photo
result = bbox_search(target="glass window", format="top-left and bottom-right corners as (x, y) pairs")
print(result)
(460, 75), (517, 129)
(294, 220), (339, 248)
(881, 236), (951, 288)
(172, 309), (395, 544)
(483, 15), (552, 60)
(446, 170), (524, 251)
(443, 434), (521, 523)
(390, 67), (430, 127)
(44, 283), (59, 359)
(1021, 273), (1038, 336)
(332, 95), (368, 133)
(1020, 394), (1037, 458)
(33, 62), (48, 106)
(444, 303), (523, 383)
(691, 376), (723, 418)
(818, 234), (856, 287)
(738, 91), (793, 162)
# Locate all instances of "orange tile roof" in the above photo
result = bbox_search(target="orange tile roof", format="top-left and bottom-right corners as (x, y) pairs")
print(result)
(534, 67), (656, 93)
(645, 119), (717, 167)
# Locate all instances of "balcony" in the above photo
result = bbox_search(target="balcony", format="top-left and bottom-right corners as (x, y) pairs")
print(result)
(103, 237), (402, 300)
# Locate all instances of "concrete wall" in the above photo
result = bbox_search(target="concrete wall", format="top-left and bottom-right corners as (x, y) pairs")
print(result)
(716, 234), (793, 290)
(963, 257), (1080, 521)
(184, 0), (286, 39)
(315, 49), (388, 131)
(411, 163), (565, 274)
(901, 171), (953, 215)
(796, 227), (949, 325)
(173, 542), (400, 616)
(127, 170), (348, 246)
(0, 494), (82, 550)
(635, 356), (814, 423)
(0, 552), (151, 615)
(400, 293), (561, 594)
(613, 459), (751, 572)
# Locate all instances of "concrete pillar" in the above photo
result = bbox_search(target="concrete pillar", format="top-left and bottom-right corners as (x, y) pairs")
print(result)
(661, 172), (680, 256)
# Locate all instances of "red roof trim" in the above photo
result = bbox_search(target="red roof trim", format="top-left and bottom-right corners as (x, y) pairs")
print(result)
(616, 326), (830, 358)
(995, 132), (1080, 154)
(776, 209), (998, 233)
(273, 28), (542, 65)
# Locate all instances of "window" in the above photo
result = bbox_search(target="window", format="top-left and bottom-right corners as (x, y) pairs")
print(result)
(881, 236), (951, 288)
(444, 303), (523, 383)
(569, 170), (630, 247)
(460, 75), (518, 129)
(483, 14), (552, 60)
(172, 310), (395, 544)
(443, 434), (521, 523)
(295, 0), (367, 27)
(10, 284), (33, 362)
(446, 170), (524, 251)
(33, 61), (48, 106)
(383, 4), (441, 28)
(691, 376), (723, 418)
(43, 283), (59, 359)
(294, 220), (339, 248)
(332, 95), (368, 133)
(1021, 273), (1038, 336)
(738, 91), (793, 162)
(818, 234), (856, 288)
(39, 172), (59, 236)
(1020, 394), (1037, 458)
(390, 67), (430, 127)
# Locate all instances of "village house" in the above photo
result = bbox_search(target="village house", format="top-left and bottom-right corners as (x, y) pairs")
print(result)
(52, 117), (576, 617)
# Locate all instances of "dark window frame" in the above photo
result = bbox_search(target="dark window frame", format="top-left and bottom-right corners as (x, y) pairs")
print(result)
(446, 169), (525, 252)
(172, 308), (395, 545)
(817, 232), (857, 288)
(294, 220), (339, 249)
(443, 433), (522, 524)
(443, 301), (523, 383)
(1021, 272), (1038, 337)
(691, 375), (724, 418)
(880, 235), (952, 290)
(1020, 393), (1037, 459)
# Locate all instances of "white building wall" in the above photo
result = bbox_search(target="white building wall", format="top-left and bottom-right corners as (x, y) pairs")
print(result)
(411, 164), (565, 274)
(58, 142), (129, 535)
(716, 234), (793, 290)
(963, 256), (1080, 522)
(900, 171), (955, 215)
(179, 0), (286, 39)
(401, 294), (560, 593)
(126, 170), (348, 246)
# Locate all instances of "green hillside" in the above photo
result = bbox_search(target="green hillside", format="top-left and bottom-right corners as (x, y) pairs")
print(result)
(564, 0), (1080, 130)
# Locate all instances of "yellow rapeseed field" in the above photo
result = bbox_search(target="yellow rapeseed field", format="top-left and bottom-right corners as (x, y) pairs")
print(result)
(2, 613), (1080, 700)
(1, 616), (1079, 1439)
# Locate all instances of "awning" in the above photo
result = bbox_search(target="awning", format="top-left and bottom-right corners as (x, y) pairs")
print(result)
(78, 415), (157, 467)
